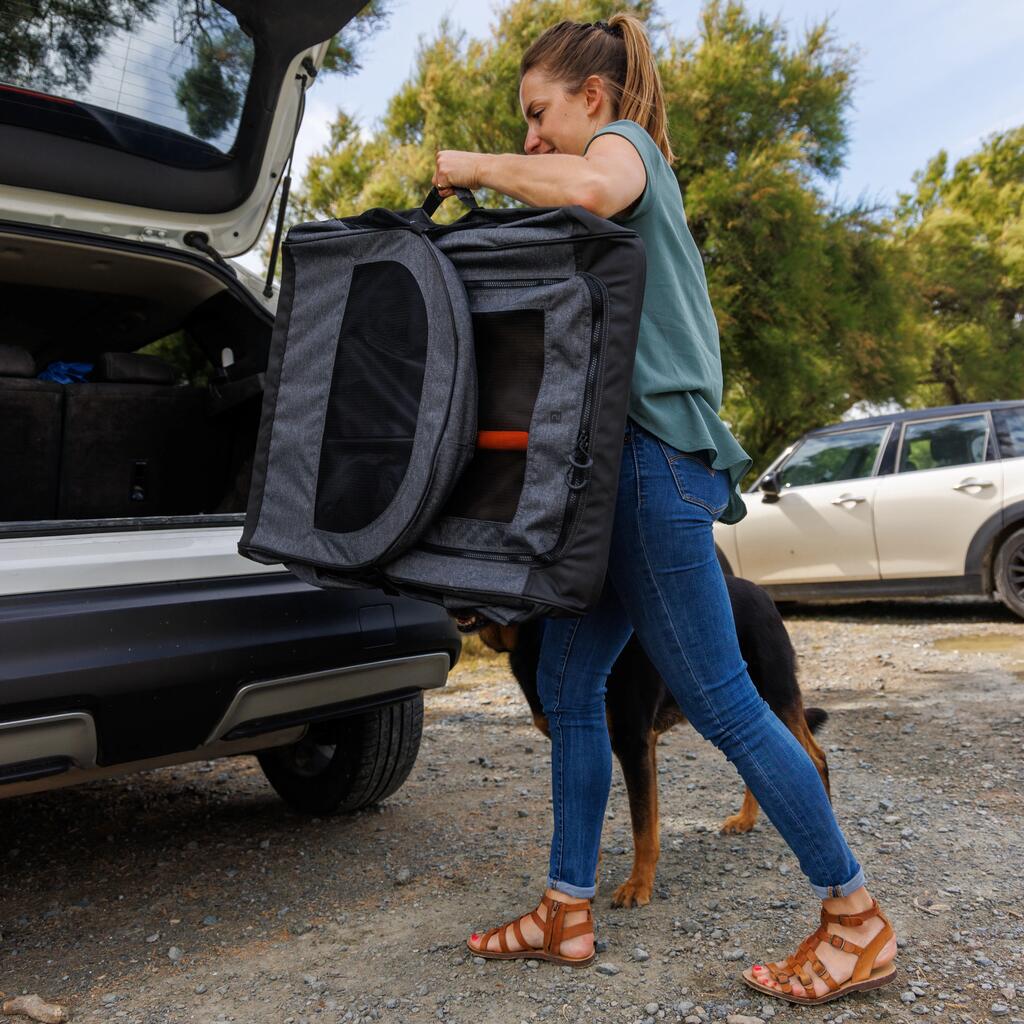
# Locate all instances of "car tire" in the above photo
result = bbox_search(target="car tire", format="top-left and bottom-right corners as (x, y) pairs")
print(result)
(994, 526), (1024, 620)
(256, 692), (424, 814)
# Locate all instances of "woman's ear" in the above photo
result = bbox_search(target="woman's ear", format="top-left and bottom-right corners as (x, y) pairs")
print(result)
(582, 74), (608, 118)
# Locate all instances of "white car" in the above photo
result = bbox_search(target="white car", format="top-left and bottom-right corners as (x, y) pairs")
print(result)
(0, 1), (460, 807)
(714, 401), (1024, 618)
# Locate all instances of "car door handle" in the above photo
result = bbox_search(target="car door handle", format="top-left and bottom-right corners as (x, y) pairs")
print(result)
(953, 477), (994, 491)
(831, 493), (867, 506)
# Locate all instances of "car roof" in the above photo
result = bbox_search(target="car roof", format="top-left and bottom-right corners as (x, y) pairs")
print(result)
(805, 399), (1024, 437)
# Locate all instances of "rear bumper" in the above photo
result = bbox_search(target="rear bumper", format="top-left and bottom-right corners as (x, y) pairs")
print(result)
(0, 573), (460, 768)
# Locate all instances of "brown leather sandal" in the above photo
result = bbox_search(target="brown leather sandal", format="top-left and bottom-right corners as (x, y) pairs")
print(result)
(466, 892), (595, 968)
(742, 897), (897, 1005)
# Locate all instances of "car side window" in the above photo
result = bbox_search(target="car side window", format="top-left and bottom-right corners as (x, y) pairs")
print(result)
(777, 426), (889, 489)
(993, 407), (1024, 458)
(898, 415), (989, 472)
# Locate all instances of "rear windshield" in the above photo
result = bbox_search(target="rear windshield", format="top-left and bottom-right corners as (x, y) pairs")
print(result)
(0, 0), (254, 165)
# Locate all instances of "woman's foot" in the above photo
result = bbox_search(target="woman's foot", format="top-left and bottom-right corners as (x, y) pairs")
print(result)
(744, 887), (897, 1002)
(467, 888), (594, 960)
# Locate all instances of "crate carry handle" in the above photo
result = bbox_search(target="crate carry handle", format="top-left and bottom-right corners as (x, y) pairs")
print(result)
(422, 185), (480, 217)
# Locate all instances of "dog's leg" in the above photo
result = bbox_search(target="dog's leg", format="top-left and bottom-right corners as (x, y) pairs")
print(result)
(610, 731), (660, 909)
(721, 787), (760, 834)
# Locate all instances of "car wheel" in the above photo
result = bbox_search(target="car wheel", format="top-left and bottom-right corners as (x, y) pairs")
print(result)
(256, 692), (423, 814)
(994, 526), (1024, 620)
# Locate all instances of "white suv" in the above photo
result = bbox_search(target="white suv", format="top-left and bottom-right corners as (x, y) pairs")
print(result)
(714, 401), (1024, 618)
(0, 1), (459, 807)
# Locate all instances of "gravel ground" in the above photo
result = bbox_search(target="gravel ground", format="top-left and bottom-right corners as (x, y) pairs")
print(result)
(1, 598), (1022, 1024)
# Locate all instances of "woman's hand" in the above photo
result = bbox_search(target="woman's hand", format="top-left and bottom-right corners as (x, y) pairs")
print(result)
(432, 149), (488, 196)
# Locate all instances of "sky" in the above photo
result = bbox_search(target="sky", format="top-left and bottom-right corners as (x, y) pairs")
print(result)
(236, 0), (1024, 272)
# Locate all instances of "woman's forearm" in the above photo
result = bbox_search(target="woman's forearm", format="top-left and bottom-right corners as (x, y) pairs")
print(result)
(478, 153), (600, 210)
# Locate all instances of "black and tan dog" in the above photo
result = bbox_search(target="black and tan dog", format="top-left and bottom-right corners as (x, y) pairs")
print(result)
(455, 575), (829, 908)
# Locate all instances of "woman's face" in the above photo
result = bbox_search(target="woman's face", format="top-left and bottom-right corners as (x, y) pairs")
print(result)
(519, 68), (612, 156)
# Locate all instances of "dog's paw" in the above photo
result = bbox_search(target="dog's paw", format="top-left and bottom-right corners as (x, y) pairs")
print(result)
(719, 813), (756, 834)
(611, 877), (652, 908)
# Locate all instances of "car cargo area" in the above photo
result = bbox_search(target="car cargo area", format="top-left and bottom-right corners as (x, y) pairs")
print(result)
(0, 230), (272, 528)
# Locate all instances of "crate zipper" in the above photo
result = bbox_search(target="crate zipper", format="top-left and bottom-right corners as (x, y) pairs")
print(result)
(420, 271), (608, 565)
(463, 277), (568, 288)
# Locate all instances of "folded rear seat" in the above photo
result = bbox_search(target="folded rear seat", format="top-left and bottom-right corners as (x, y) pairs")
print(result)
(0, 344), (63, 521)
(58, 352), (212, 519)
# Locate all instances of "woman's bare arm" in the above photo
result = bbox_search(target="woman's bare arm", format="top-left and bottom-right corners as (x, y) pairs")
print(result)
(444, 133), (647, 219)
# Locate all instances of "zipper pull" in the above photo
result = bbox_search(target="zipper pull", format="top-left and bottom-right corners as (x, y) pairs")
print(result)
(565, 439), (593, 491)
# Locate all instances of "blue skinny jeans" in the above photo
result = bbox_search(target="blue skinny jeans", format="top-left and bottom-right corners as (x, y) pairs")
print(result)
(538, 418), (865, 900)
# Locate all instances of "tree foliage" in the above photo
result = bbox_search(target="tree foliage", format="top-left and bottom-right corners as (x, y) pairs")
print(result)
(892, 126), (1024, 407)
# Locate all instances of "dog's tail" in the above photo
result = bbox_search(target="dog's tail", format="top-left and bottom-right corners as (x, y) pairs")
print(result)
(804, 707), (829, 733)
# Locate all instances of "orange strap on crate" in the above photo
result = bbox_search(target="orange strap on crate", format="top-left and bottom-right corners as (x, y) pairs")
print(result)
(476, 430), (529, 451)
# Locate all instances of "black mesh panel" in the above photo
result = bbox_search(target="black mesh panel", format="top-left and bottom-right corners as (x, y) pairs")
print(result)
(444, 309), (544, 522)
(315, 260), (428, 533)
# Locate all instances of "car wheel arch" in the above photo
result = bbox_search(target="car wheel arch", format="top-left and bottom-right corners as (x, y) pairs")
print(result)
(965, 499), (1024, 593)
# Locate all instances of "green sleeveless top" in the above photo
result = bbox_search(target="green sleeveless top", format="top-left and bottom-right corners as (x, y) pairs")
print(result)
(584, 119), (751, 524)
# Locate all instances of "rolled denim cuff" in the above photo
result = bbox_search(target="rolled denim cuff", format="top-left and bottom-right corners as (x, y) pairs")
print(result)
(810, 866), (866, 899)
(547, 875), (595, 899)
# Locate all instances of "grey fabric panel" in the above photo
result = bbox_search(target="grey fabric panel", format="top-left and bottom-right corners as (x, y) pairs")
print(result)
(248, 227), (475, 568)
(384, 546), (531, 596)
(434, 208), (587, 255)
(440, 238), (577, 280)
(421, 275), (593, 555)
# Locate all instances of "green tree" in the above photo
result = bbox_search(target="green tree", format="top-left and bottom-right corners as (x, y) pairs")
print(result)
(892, 126), (1024, 406)
(291, 0), (915, 471)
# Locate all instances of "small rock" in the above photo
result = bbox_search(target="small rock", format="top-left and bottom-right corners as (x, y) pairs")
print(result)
(990, 1004), (1009, 1017)
(676, 1002), (695, 1016)
(145, 932), (160, 943)
(168, 946), (183, 962)
(727, 1016), (765, 1024)
(595, 962), (621, 975)
(645, 1003), (660, 1014)
(395, 868), (412, 885)
(289, 921), (312, 935)
(901, 992), (917, 1004)
(594, 938), (609, 953)
(724, 948), (747, 961)
(101, 994), (117, 1005)
(634, 947), (650, 962)
(473, 956), (486, 966)
(194, 984), (207, 995)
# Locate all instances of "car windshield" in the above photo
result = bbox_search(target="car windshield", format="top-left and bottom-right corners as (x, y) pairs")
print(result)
(0, 0), (254, 162)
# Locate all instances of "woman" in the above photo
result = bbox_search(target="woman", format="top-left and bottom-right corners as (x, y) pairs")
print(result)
(432, 14), (897, 1006)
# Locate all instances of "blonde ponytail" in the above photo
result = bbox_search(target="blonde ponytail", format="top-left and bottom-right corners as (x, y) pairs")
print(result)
(607, 13), (675, 165)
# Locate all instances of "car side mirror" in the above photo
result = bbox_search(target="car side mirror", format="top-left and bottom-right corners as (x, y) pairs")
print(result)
(760, 471), (781, 504)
